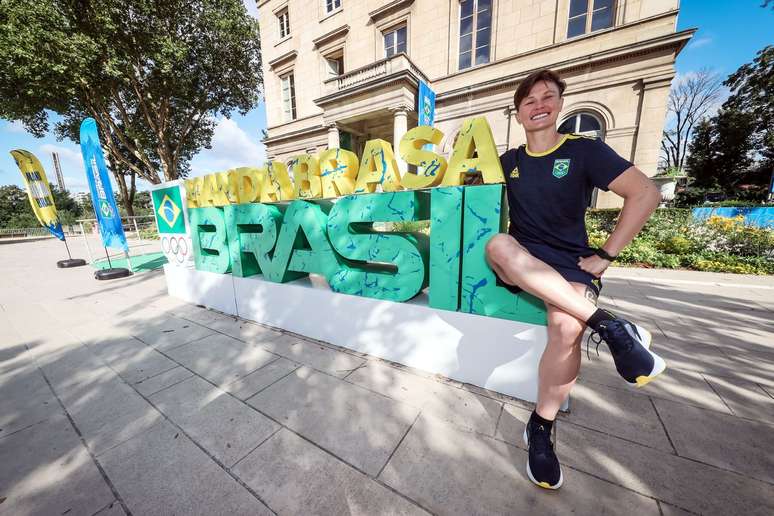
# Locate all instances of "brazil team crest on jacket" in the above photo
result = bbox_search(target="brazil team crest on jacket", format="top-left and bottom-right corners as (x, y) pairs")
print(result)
(552, 159), (570, 178)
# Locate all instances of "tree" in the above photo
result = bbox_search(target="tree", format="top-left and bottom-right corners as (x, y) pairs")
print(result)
(0, 184), (82, 228)
(0, 0), (262, 185)
(660, 68), (724, 172)
(723, 45), (774, 166)
(684, 119), (716, 188)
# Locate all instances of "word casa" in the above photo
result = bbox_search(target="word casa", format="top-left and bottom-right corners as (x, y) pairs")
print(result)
(185, 117), (507, 207)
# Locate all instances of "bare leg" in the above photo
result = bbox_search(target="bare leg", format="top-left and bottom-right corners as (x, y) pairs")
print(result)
(485, 233), (599, 322)
(535, 283), (594, 420)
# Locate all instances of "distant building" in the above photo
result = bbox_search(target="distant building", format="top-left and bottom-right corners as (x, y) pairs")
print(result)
(255, 0), (693, 207)
(74, 191), (91, 207)
(51, 152), (66, 191)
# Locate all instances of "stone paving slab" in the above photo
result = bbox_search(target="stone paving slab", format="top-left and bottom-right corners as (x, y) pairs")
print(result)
(0, 413), (116, 516)
(496, 403), (774, 515)
(98, 420), (273, 515)
(166, 332), (278, 386)
(234, 428), (428, 515)
(562, 382), (673, 452)
(652, 397), (774, 485)
(346, 360), (503, 435)
(703, 374), (774, 423)
(223, 356), (300, 400)
(149, 375), (280, 467)
(0, 368), (58, 437)
(133, 365), (195, 397)
(380, 414), (661, 515)
(131, 316), (215, 351)
(265, 334), (366, 378)
(87, 336), (179, 384)
(2, 240), (774, 515)
(248, 367), (419, 476)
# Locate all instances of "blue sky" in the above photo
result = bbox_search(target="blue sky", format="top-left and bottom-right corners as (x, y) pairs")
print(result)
(0, 0), (772, 193)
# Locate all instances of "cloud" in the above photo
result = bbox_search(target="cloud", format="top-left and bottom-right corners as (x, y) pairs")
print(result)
(38, 143), (89, 192)
(3, 121), (27, 133)
(188, 117), (266, 177)
(687, 37), (712, 50)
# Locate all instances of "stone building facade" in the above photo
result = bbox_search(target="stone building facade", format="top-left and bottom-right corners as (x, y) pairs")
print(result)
(256, 0), (693, 207)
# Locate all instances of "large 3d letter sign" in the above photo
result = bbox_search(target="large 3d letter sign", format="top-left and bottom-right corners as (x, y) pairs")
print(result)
(181, 117), (547, 326)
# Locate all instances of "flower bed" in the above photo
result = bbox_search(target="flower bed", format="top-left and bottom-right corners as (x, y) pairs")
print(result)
(586, 209), (774, 275)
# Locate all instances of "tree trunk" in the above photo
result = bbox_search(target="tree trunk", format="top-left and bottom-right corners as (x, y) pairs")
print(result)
(115, 171), (135, 217)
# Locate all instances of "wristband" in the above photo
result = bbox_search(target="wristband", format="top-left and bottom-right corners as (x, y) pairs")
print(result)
(594, 247), (618, 262)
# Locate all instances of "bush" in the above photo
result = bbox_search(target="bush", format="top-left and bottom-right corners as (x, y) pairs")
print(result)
(138, 228), (159, 240)
(658, 235), (693, 254)
(585, 208), (774, 275)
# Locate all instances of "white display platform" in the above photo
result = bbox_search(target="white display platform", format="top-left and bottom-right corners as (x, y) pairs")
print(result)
(163, 264), (556, 406)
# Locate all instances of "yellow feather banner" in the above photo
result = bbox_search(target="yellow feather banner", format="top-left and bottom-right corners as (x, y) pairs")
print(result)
(10, 149), (65, 240)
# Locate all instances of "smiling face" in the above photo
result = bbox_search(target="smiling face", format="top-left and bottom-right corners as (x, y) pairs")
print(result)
(515, 80), (564, 133)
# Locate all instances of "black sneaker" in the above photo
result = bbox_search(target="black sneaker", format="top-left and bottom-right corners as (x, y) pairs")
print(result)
(522, 419), (563, 489)
(590, 318), (666, 387)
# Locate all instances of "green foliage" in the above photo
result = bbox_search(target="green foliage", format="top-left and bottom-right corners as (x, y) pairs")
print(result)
(138, 227), (159, 240)
(0, 0), (263, 182)
(390, 220), (431, 234)
(686, 46), (774, 197)
(586, 208), (774, 275)
(0, 183), (82, 229)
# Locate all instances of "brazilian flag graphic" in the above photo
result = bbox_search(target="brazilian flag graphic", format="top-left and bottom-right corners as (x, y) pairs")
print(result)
(152, 186), (186, 234)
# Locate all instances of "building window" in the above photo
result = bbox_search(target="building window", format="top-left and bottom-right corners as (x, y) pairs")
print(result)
(325, 0), (341, 14)
(281, 73), (297, 122)
(558, 112), (605, 139)
(383, 26), (407, 58)
(458, 0), (492, 71)
(325, 53), (344, 78)
(567, 0), (615, 39)
(278, 9), (290, 39)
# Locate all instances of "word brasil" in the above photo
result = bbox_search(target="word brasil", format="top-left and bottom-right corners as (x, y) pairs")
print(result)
(185, 117), (508, 207)
(191, 184), (546, 326)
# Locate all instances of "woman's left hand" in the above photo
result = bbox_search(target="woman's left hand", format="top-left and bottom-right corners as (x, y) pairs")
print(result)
(578, 255), (610, 278)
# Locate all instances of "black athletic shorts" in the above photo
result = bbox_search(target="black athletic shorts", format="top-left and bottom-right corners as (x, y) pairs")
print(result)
(494, 236), (603, 298)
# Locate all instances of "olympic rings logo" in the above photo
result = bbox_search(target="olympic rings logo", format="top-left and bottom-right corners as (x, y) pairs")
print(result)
(162, 235), (190, 264)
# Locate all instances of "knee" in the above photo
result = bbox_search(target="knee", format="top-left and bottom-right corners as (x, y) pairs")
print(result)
(485, 234), (519, 267)
(547, 319), (584, 348)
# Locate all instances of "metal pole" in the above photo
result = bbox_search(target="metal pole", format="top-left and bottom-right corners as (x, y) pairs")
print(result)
(132, 217), (140, 240)
(79, 222), (93, 263)
(104, 247), (113, 269)
(125, 250), (134, 273)
(63, 238), (73, 260)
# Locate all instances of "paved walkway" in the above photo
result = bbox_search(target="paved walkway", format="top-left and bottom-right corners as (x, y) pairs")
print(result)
(1, 238), (773, 515)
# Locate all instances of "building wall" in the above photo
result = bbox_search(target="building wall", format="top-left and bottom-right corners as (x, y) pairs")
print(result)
(256, 0), (691, 206)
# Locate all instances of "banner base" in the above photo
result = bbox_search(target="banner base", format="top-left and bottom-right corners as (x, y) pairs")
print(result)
(57, 258), (87, 268)
(95, 267), (132, 280)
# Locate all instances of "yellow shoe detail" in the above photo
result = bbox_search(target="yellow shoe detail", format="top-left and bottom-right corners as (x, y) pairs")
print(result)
(635, 366), (666, 388)
(537, 482), (553, 489)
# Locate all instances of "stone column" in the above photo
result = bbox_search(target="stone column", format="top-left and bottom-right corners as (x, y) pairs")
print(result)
(327, 123), (340, 148)
(391, 107), (409, 174)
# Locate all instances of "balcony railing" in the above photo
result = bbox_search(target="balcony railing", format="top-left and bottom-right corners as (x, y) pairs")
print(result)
(322, 53), (429, 96)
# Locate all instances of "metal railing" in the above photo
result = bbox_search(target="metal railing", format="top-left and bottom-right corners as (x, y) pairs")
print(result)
(0, 225), (83, 239)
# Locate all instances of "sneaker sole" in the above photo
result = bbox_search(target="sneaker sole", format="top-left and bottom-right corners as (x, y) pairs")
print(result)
(522, 428), (563, 490)
(631, 326), (667, 388)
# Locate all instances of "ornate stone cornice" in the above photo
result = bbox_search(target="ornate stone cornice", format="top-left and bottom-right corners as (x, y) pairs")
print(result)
(368, 0), (415, 21)
(313, 25), (350, 49)
(268, 49), (298, 70)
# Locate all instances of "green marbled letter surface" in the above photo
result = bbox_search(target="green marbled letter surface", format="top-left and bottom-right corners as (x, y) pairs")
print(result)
(224, 203), (282, 278)
(459, 185), (547, 325)
(327, 191), (430, 302)
(190, 207), (231, 274)
(428, 186), (463, 311)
